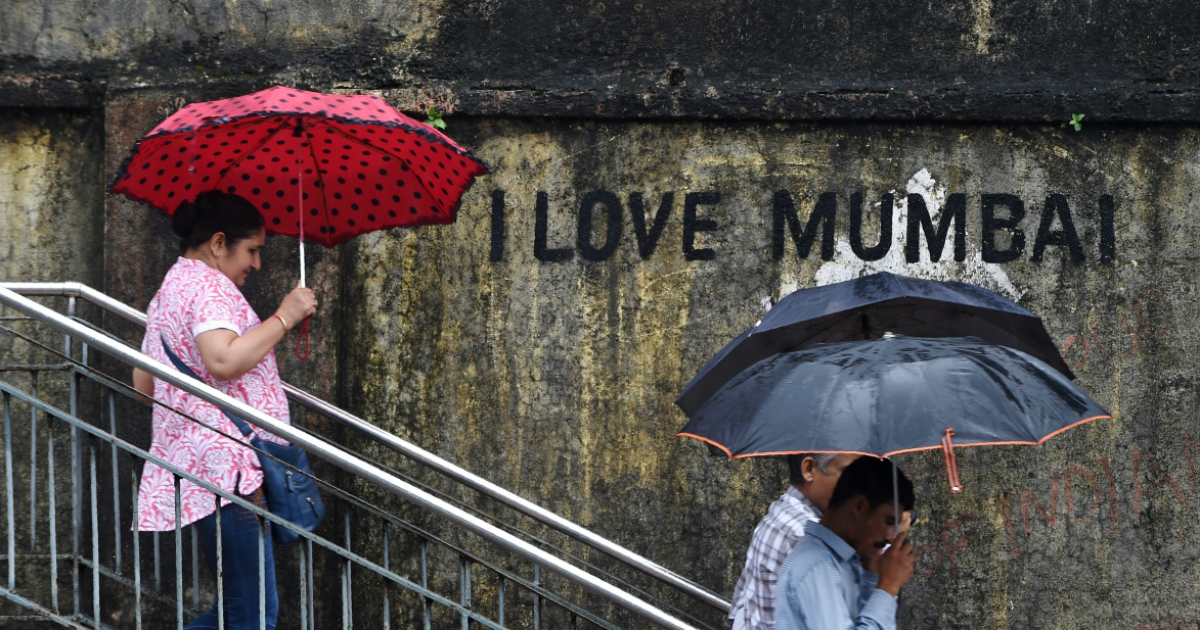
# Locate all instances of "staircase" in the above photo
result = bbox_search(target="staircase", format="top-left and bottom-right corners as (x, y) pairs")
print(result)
(0, 282), (729, 630)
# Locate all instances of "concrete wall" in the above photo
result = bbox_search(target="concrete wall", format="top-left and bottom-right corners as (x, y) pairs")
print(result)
(4, 0), (1200, 628)
(335, 118), (1200, 628)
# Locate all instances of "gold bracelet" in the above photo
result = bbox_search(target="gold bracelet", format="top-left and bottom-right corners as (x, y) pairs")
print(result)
(273, 313), (289, 332)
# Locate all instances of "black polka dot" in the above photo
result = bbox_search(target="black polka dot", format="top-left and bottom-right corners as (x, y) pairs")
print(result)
(409, 207), (417, 214)
(242, 174), (251, 181)
(310, 209), (318, 216)
(262, 202), (271, 209)
(272, 217), (281, 225)
(371, 199), (380, 206)
(414, 192), (422, 200)
(392, 195), (401, 202)
(348, 219), (356, 227)
(334, 192), (343, 200)
(252, 188), (261, 195)
(368, 214), (376, 222)
(388, 210), (396, 218)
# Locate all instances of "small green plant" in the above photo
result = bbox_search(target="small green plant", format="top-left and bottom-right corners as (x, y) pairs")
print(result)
(426, 107), (447, 130)
(1070, 113), (1084, 132)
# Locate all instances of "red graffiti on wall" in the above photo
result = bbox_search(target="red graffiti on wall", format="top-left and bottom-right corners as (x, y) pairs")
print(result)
(1060, 289), (1173, 372)
(914, 515), (979, 581)
(996, 431), (1199, 559)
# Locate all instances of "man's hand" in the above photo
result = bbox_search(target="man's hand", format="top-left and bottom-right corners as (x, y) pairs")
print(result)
(874, 532), (914, 597)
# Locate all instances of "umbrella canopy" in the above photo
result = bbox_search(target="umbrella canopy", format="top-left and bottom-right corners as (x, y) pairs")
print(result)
(677, 335), (1109, 462)
(676, 272), (1073, 417)
(108, 85), (490, 247)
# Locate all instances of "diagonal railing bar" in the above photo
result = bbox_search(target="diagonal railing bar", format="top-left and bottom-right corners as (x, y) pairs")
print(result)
(1, 317), (658, 624)
(0, 328), (633, 630)
(1, 281), (730, 613)
(0, 285), (701, 630)
(0, 380), (523, 630)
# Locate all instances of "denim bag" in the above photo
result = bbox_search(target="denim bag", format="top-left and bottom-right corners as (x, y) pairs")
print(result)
(161, 338), (325, 546)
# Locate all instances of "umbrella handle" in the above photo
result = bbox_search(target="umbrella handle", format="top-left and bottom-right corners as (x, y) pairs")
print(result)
(941, 429), (962, 494)
(295, 317), (310, 360)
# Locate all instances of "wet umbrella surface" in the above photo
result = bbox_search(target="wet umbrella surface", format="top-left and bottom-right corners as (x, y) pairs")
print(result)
(678, 335), (1110, 461)
(676, 272), (1074, 417)
(109, 85), (490, 247)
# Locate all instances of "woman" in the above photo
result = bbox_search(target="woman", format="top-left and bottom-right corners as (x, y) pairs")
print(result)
(132, 190), (317, 630)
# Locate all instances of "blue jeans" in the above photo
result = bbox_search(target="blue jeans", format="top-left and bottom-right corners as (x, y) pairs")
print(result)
(186, 488), (278, 630)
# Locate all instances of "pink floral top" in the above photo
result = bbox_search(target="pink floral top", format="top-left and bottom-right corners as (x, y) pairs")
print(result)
(136, 257), (291, 532)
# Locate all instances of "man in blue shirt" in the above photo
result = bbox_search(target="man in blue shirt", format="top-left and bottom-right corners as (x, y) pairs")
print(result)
(774, 457), (916, 630)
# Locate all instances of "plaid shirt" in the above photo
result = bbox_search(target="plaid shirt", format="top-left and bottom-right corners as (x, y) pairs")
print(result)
(729, 487), (822, 630)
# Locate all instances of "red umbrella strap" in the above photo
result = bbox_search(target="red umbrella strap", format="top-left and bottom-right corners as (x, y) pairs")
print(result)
(296, 317), (310, 360)
(942, 429), (962, 494)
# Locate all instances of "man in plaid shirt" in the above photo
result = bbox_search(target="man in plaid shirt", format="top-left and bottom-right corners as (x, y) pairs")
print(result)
(729, 454), (858, 630)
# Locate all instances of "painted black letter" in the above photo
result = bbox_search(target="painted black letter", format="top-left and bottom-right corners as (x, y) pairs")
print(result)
(629, 192), (673, 259)
(683, 192), (720, 261)
(1031, 194), (1084, 262)
(534, 191), (574, 262)
(490, 190), (506, 262)
(906, 193), (966, 262)
(850, 192), (892, 261)
(773, 191), (837, 261)
(981, 194), (1026, 263)
(1099, 195), (1116, 264)
(577, 190), (623, 261)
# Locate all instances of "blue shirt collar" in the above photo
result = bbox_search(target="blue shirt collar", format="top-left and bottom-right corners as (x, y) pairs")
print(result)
(804, 520), (860, 564)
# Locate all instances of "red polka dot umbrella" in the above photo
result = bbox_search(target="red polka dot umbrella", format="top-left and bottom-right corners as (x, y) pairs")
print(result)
(108, 85), (489, 357)
(108, 85), (490, 277)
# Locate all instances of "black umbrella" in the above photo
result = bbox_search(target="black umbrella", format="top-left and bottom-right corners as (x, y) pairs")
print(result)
(675, 272), (1073, 417)
(677, 335), (1110, 493)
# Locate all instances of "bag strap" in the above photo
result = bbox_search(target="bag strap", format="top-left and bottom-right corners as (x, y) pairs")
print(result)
(159, 336), (255, 438)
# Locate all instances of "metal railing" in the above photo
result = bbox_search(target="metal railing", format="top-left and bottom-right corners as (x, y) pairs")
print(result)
(0, 284), (711, 630)
(1, 281), (730, 614)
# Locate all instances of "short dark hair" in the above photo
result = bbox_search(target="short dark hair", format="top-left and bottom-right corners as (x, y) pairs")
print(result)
(171, 191), (265, 253)
(787, 454), (839, 486)
(827, 457), (914, 513)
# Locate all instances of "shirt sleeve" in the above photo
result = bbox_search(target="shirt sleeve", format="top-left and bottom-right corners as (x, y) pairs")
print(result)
(777, 558), (897, 630)
(191, 276), (244, 337)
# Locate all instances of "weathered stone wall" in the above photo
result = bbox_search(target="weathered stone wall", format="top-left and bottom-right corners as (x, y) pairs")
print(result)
(4, 0), (1200, 628)
(335, 118), (1200, 629)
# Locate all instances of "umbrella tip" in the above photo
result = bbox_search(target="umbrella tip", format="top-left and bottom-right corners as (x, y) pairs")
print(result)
(883, 331), (896, 339)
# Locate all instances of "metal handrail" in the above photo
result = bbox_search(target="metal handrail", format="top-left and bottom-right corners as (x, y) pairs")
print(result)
(0, 285), (702, 630)
(1, 281), (731, 612)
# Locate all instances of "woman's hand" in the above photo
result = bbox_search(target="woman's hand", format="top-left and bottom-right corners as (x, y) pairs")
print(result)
(274, 286), (317, 329)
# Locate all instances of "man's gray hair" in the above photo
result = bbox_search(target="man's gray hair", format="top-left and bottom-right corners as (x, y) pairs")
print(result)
(787, 454), (840, 485)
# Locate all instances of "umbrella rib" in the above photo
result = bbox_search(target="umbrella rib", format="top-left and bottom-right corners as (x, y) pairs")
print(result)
(300, 121), (333, 243)
(211, 117), (293, 190)
(319, 120), (443, 212)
